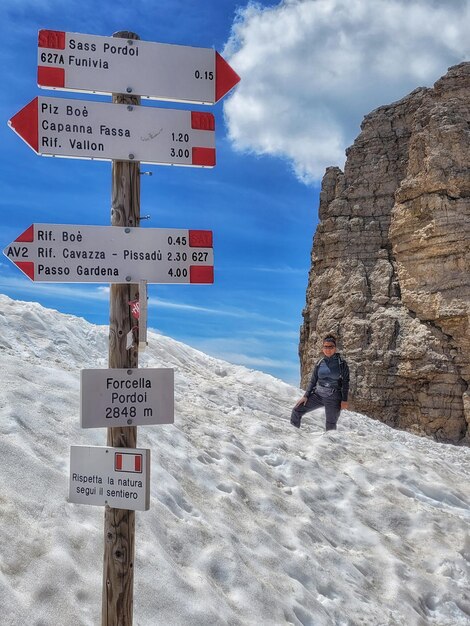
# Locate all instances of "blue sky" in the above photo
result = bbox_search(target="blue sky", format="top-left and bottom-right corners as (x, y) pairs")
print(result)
(0, 0), (468, 384)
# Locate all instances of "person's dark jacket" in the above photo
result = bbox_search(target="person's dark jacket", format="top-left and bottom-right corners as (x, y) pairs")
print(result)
(305, 354), (350, 402)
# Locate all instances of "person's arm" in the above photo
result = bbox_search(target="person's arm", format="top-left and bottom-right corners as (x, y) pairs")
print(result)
(305, 362), (319, 396)
(294, 363), (318, 408)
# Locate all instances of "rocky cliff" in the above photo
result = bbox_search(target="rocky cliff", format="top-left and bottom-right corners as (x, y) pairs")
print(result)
(299, 63), (470, 444)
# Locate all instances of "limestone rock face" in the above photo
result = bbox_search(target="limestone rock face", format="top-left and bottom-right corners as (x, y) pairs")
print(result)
(300, 63), (470, 443)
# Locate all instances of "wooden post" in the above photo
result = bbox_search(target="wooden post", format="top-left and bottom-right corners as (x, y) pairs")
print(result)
(102, 30), (141, 626)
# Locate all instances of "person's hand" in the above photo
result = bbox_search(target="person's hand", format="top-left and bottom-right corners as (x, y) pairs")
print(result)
(295, 396), (308, 408)
(341, 401), (349, 410)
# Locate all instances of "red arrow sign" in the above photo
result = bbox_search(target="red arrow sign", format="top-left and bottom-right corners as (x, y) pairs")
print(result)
(37, 30), (240, 104)
(3, 224), (214, 284)
(215, 52), (241, 103)
(9, 96), (216, 166)
(9, 99), (39, 152)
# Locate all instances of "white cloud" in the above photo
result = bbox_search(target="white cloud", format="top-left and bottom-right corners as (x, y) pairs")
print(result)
(216, 352), (288, 368)
(188, 335), (299, 372)
(0, 275), (110, 302)
(223, 0), (470, 184)
(0, 272), (289, 326)
(147, 295), (291, 325)
(253, 264), (305, 275)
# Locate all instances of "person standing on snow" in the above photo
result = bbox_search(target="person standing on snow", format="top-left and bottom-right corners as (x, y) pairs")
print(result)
(290, 335), (350, 431)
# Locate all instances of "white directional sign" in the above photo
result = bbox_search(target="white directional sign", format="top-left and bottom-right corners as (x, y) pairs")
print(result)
(69, 446), (150, 511)
(3, 224), (214, 284)
(9, 96), (215, 166)
(81, 368), (174, 428)
(37, 29), (240, 104)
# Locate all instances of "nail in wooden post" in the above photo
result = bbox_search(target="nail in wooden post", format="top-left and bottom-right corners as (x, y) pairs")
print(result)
(102, 30), (141, 626)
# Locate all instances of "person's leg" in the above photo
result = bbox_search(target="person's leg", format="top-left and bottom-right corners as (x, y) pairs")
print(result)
(324, 392), (342, 430)
(290, 393), (323, 428)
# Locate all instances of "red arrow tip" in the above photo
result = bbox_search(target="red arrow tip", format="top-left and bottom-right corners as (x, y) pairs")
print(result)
(9, 98), (39, 153)
(15, 225), (34, 243)
(215, 52), (240, 103)
(15, 262), (35, 281)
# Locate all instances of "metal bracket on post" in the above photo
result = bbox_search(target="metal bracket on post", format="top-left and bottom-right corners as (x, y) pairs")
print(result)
(138, 280), (148, 351)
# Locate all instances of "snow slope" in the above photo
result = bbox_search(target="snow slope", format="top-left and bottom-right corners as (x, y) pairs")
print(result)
(0, 294), (469, 626)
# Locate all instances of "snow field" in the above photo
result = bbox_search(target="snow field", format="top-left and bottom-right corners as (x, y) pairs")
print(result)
(0, 295), (469, 625)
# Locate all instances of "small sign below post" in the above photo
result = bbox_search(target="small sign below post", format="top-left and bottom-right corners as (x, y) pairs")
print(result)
(80, 367), (174, 428)
(69, 445), (151, 511)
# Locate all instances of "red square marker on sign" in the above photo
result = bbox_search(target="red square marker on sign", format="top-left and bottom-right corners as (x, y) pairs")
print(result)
(189, 230), (213, 248)
(115, 453), (143, 473)
(38, 29), (66, 49)
(190, 266), (214, 283)
(192, 147), (216, 167)
(191, 111), (215, 131)
(37, 66), (65, 88)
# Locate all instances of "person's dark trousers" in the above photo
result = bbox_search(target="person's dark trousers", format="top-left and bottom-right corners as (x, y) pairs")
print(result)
(290, 390), (342, 431)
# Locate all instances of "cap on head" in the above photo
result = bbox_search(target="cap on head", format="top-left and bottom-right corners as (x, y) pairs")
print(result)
(323, 335), (336, 346)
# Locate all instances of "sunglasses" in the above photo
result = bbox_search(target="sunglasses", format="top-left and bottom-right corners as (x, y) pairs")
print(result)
(323, 344), (336, 349)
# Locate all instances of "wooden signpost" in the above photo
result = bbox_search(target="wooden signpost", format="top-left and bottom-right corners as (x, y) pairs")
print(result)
(7, 26), (239, 626)
(104, 39), (140, 622)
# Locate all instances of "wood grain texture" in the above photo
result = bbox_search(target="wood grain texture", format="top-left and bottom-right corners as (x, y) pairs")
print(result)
(102, 508), (136, 626)
(103, 31), (141, 626)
